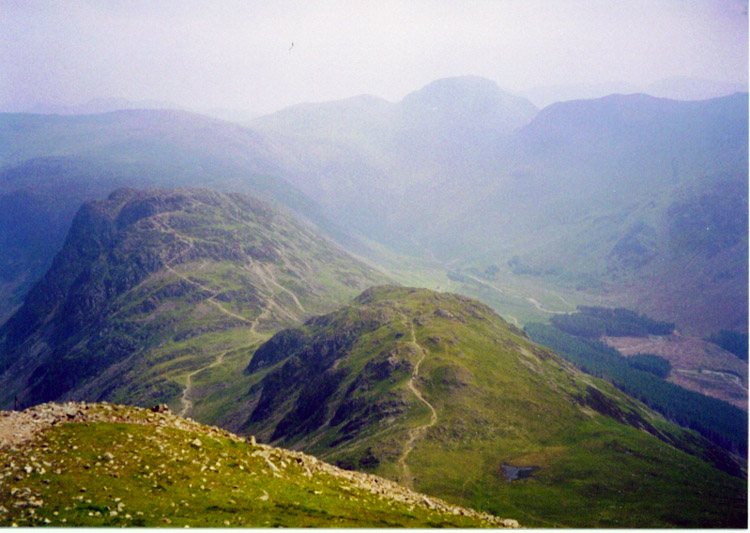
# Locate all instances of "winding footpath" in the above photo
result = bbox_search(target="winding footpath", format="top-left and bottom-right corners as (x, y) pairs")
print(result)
(179, 351), (227, 417)
(154, 214), (256, 327)
(153, 217), (274, 418)
(397, 323), (438, 489)
(163, 262), (255, 326)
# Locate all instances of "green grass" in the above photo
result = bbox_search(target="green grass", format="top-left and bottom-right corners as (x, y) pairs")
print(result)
(239, 285), (747, 528)
(0, 406), (505, 528)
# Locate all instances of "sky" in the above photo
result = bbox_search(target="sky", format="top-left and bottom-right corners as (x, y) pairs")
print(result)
(1, 0), (747, 114)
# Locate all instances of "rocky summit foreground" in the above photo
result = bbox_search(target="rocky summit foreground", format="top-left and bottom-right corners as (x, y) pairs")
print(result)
(0, 402), (519, 528)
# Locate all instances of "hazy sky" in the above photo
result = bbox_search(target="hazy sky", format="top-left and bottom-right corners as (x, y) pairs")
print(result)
(2, 0), (747, 113)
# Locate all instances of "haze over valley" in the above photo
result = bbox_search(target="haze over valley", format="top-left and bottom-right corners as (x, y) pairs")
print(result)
(0, 1), (747, 528)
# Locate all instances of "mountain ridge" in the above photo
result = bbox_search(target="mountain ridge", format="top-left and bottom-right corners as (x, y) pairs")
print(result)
(0, 108), (359, 322)
(0, 187), (388, 409)
(235, 285), (746, 528)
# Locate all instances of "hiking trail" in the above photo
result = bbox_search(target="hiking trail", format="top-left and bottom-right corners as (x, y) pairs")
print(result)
(397, 322), (438, 489)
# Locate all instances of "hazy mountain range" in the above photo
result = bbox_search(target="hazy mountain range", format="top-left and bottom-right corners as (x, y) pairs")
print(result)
(249, 78), (748, 335)
(520, 75), (747, 108)
(7, 75), (743, 119)
(0, 76), (746, 528)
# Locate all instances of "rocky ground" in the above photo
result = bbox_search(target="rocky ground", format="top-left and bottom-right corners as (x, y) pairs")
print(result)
(0, 402), (519, 528)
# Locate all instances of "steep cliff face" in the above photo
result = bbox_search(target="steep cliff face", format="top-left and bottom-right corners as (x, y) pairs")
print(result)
(0, 187), (388, 409)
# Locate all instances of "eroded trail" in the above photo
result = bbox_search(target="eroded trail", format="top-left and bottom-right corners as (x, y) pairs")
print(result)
(153, 215), (257, 328)
(397, 323), (438, 489)
(179, 351), (226, 418)
(163, 262), (256, 327)
(155, 216), (277, 417)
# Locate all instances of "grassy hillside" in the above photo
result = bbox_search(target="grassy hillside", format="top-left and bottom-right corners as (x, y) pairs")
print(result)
(0, 402), (516, 528)
(237, 286), (746, 528)
(0, 187), (388, 410)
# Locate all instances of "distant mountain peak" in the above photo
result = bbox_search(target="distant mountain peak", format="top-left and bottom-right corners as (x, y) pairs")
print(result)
(400, 75), (535, 109)
(408, 75), (504, 94)
(398, 76), (538, 136)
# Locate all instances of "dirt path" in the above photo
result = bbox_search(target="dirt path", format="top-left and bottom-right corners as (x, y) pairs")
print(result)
(253, 262), (306, 315)
(526, 297), (567, 314)
(0, 403), (109, 449)
(153, 215), (256, 327)
(675, 368), (748, 392)
(465, 274), (505, 294)
(179, 351), (226, 418)
(505, 314), (521, 328)
(153, 216), (279, 418)
(0, 410), (40, 448)
(397, 323), (438, 489)
(156, 216), (302, 329)
(163, 263), (255, 327)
